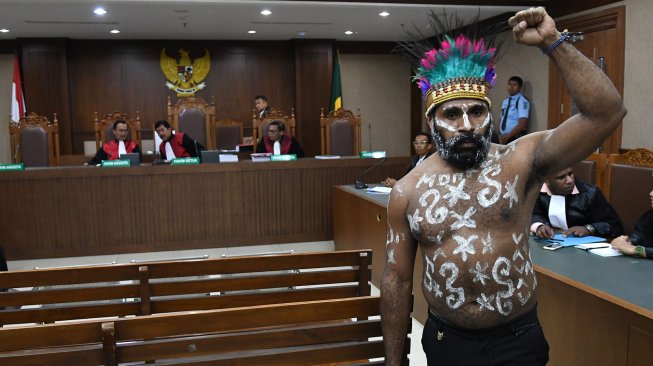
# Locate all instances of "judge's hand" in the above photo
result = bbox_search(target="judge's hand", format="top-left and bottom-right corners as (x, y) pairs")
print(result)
(611, 236), (636, 255)
(382, 178), (397, 187)
(508, 7), (559, 48)
(535, 224), (555, 239)
(562, 226), (590, 238)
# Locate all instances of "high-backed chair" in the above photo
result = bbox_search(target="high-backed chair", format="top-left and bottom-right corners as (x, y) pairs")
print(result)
(94, 111), (142, 150)
(606, 148), (653, 233)
(212, 119), (243, 150)
(572, 152), (607, 189)
(320, 107), (361, 156)
(8, 112), (60, 167)
(252, 108), (296, 145)
(167, 96), (215, 149)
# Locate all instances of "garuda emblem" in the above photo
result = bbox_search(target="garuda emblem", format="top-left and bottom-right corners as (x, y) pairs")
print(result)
(160, 48), (210, 97)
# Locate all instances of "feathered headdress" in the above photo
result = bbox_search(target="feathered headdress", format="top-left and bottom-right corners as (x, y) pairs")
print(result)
(396, 11), (502, 118)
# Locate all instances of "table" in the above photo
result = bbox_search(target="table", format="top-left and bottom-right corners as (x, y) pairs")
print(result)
(332, 185), (653, 366)
(0, 157), (408, 260)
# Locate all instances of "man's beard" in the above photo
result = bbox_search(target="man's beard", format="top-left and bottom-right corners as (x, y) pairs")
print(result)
(431, 122), (493, 170)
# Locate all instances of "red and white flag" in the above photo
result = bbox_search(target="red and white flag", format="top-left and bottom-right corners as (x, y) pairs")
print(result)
(11, 52), (26, 122)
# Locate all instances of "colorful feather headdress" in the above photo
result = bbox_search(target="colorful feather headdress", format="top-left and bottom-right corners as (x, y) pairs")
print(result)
(397, 11), (501, 118)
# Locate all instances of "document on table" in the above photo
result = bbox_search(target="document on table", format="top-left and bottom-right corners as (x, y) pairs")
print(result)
(574, 243), (623, 257)
(367, 186), (392, 194)
(538, 234), (606, 247)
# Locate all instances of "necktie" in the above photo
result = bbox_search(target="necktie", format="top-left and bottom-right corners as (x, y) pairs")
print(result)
(273, 141), (281, 155)
(118, 141), (127, 157)
(501, 97), (512, 132)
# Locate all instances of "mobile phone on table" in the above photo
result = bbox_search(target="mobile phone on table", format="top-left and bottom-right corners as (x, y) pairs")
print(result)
(543, 243), (564, 251)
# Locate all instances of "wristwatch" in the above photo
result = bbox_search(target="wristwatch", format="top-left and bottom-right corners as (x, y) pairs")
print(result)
(634, 245), (646, 258)
(584, 224), (596, 234)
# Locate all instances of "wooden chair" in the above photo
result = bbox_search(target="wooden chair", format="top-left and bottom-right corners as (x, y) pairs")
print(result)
(252, 108), (296, 145)
(606, 148), (653, 232)
(8, 112), (60, 167)
(94, 111), (142, 150)
(212, 119), (244, 150)
(167, 96), (215, 149)
(320, 107), (361, 156)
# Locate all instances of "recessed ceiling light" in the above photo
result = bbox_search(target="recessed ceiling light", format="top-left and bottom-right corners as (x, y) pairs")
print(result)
(248, 30), (257, 34)
(344, 30), (353, 35)
(260, 10), (272, 16)
(0, 29), (9, 33)
(297, 31), (306, 36)
(379, 11), (390, 17)
(110, 29), (120, 34)
(94, 7), (107, 16)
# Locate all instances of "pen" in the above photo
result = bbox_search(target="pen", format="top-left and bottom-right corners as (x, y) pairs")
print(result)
(583, 246), (611, 251)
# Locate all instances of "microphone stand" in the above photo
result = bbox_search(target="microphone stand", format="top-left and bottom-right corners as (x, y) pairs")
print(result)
(354, 157), (386, 189)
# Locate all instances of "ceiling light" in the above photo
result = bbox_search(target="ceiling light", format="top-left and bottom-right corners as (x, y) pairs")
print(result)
(110, 29), (120, 34)
(260, 10), (272, 16)
(248, 30), (257, 34)
(94, 7), (107, 16)
(297, 31), (306, 36)
(344, 30), (353, 35)
(0, 29), (9, 33)
(379, 11), (390, 17)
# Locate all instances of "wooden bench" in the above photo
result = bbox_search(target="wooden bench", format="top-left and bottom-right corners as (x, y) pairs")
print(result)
(0, 296), (411, 365)
(0, 250), (372, 326)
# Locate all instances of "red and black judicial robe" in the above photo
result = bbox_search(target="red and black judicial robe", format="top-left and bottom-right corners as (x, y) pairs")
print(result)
(255, 135), (304, 157)
(159, 132), (201, 160)
(87, 139), (139, 165)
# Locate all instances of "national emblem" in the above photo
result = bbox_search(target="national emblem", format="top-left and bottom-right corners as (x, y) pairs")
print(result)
(160, 48), (211, 97)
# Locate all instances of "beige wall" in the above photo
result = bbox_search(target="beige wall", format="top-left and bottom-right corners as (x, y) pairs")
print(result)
(0, 54), (13, 164)
(488, 33), (550, 135)
(340, 54), (412, 157)
(622, 0), (652, 149)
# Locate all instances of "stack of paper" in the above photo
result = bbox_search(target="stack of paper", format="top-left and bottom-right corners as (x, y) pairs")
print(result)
(315, 155), (341, 159)
(574, 242), (623, 257)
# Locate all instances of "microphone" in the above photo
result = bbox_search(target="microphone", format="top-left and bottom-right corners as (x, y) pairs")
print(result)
(14, 144), (19, 162)
(354, 157), (387, 189)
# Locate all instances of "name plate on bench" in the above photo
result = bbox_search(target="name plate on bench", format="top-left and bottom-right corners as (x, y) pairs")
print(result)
(360, 151), (386, 159)
(101, 160), (130, 168)
(171, 157), (200, 165)
(0, 163), (24, 171)
(270, 154), (297, 162)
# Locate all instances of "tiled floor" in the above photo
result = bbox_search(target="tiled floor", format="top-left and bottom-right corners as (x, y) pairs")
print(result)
(7, 240), (427, 365)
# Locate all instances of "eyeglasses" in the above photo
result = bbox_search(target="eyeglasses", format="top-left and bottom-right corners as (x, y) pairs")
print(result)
(413, 141), (428, 145)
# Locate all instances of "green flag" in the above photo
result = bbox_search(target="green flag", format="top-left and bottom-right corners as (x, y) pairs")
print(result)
(330, 50), (342, 111)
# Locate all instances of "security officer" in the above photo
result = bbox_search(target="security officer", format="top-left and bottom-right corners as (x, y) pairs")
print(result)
(499, 76), (530, 144)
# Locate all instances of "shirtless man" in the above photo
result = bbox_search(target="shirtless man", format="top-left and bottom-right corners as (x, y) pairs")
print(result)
(381, 7), (626, 366)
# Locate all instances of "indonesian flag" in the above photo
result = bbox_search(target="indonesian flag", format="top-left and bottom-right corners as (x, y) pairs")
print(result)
(11, 52), (26, 122)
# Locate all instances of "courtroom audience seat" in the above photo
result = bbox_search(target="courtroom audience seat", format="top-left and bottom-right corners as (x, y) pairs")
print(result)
(212, 118), (244, 150)
(607, 148), (653, 233)
(252, 108), (296, 144)
(320, 107), (361, 156)
(167, 96), (215, 149)
(8, 112), (60, 167)
(94, 110), (142, 150)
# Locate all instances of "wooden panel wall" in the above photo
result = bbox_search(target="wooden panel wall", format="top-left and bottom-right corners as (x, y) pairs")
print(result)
(17, 38), (336, 155)
(293, 40), (333, 157)
(21, 39), (73, 154)
(0, 158), (408, 260)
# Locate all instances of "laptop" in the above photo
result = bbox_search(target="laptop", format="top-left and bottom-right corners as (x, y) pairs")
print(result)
(200, 150), (220, 164)
(119, 153), (140, 166)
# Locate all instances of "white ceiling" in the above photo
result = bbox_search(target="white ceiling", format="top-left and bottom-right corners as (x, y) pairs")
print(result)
(0, 1), (527, 41)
